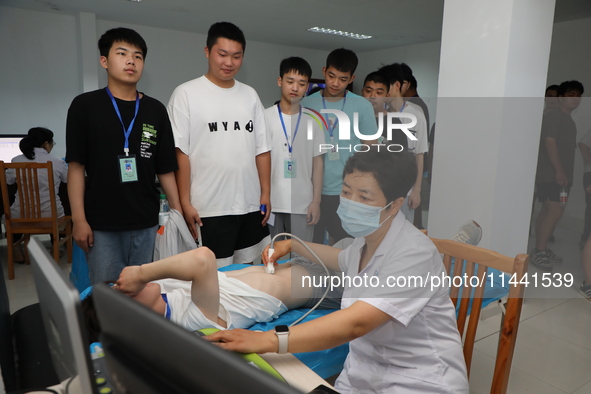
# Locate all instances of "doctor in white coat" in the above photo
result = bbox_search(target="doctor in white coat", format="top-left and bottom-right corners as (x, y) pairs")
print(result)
(207, 149), (469, 394)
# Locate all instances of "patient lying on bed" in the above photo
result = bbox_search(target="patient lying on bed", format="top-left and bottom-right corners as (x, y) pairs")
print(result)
(83, 247), (343, 339)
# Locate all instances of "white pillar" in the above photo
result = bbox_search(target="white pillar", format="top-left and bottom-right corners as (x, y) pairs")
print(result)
(76, 12), (99, 93)
(428, 0), (556, 257)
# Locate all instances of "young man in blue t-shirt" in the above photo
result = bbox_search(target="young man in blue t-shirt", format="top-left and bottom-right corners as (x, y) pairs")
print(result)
(301, 48), (377, 244)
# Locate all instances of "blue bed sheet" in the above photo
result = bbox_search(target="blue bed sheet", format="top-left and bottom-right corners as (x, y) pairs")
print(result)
(218, 263), (347, 379)
(219, 261), (510, 379)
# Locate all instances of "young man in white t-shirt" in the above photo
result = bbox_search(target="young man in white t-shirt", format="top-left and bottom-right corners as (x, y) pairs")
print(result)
(167, 22), (271, 267)
(265, 57), (325, 242)
(361, 71), (408, 150)
(378, 63), (428, 224)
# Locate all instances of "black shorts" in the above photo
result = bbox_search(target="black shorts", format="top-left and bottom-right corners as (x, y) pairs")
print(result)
(536, 182), (570, 203)
(200, 212), (270, 260)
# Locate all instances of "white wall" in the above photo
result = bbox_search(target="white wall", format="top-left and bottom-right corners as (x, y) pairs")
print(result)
(2, 5), (590, 226)
(356, 40), (441, 99)
(95, 20), (329, 108)
(0, 6), (327, 159)
(428, 0), (557, 257)
(355, 40), (442, 129)
(0, 7), (79, 159)
(0, 5), (442, 160)
(547, 17), (591, 93)
(355, 16), (591, 227)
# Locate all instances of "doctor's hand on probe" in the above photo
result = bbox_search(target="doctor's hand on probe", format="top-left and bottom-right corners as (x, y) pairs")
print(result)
(262, 240), (292, 267)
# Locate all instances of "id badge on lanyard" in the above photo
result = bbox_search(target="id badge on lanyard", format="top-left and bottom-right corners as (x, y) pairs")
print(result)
(106, 88), (140, 183)
(284, 158), (296, 178)
(118, 155), (138, 182)
(277, 104), (302, 178)
(327, 136), (340, 161)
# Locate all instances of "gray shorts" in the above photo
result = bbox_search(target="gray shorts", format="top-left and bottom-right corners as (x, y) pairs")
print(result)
(290, 256), (343, 309)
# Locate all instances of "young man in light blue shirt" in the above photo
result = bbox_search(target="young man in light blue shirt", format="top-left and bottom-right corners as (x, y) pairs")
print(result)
(301, 48), (378, 244)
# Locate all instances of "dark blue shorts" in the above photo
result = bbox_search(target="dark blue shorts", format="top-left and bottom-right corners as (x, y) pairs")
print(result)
(536, 182), (570, 203)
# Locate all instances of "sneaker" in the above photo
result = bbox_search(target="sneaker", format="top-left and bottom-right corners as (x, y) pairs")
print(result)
(545, 248), (563, 264)
(531, 249), (553, 272)
(451, 220), (483, 246)
(580, 282), (591, 302)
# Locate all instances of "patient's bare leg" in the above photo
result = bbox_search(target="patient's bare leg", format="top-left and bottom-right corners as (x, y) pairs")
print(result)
(185, 248), (225, 326)
(128, 247), (224, 326)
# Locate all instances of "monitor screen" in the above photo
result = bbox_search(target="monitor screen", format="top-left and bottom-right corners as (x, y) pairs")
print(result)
(0, 134), (25, 163)
(93, 283), (305, 394)
(29, 238), (97, 393)
(307, 82), (325, 96)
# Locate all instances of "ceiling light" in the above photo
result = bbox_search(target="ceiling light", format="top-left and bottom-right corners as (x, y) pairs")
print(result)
(127, 0), (143, 2)
(307, 27), (372, 40)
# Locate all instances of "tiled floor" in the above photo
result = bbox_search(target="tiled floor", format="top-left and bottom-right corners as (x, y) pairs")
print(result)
(1, 220), (590, 393)
(468, 218), (591, 394)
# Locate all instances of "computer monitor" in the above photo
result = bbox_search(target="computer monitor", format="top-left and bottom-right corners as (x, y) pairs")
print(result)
(28, 237), (97, 393)
(93, 283), (305, 394)
(0, 134), (26, 163)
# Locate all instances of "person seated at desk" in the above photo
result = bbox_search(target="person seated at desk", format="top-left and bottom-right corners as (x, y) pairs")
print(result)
(207, 149), (469, 394)
(82, 247), (343, 341)
(5, 127), (67, 263)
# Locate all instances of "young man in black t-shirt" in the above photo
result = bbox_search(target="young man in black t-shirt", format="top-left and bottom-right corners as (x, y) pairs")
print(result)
(532, 80), (584, 272)
(66, 28), (180, 284)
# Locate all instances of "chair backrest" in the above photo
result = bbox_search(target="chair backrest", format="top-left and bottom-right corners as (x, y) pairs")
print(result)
(0, 161), (58, 228)
(429, 238), (528, 394)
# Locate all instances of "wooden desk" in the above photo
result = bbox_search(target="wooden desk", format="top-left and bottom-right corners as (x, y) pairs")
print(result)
(260, 353), (336, 393)
(36, 353), (336, 394)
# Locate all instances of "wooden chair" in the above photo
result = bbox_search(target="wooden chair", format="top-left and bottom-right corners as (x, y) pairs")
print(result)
(0, 161), (72, 279)
(429, 237), (528, 394)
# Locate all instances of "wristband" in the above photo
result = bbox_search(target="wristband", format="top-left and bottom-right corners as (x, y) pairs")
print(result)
(274, 325), (289, 354)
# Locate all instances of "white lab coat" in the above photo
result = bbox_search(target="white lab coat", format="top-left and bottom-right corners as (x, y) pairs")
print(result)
(334, 212), (469, 394)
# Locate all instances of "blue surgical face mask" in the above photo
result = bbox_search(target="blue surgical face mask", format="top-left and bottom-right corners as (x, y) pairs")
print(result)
(337, 195), (393, 238)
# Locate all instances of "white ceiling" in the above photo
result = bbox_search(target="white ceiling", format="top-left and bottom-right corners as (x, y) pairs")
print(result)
(1, 0), (590, 52)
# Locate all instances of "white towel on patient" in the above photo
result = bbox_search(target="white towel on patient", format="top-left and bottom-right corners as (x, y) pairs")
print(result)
(157, 272), (287, 331)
